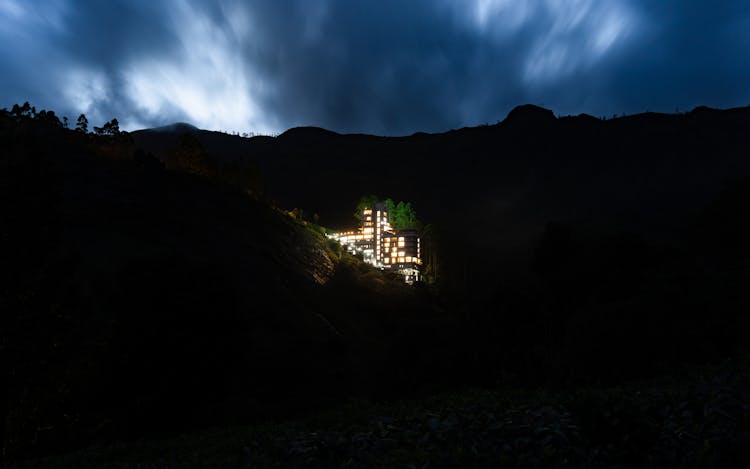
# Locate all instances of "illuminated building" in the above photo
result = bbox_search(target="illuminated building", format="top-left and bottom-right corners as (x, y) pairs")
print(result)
(329, 202), (422, 283)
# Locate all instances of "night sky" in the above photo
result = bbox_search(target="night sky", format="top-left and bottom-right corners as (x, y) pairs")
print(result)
(2, 0), (749, 135)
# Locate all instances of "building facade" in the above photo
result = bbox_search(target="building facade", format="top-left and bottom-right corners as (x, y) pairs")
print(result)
(329, 203), (421, 283)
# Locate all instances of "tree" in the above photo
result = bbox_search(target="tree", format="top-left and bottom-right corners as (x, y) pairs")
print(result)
(93, 118), (120, 136)
(355, 195), (420, 227)
(11, 102), (32, 118)
(385, 198), (420, 229)
(62, 116), (69, 128)
(37, 109), (61, 127)
(354, 194), (380, 221)
(76, 114), (88, 133)
(106, 118), (120, 135)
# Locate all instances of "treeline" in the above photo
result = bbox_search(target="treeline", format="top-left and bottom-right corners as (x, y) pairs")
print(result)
(4, 101), (121, 136)
(354, 194), (420, 229)
(2, 102), (264, 196)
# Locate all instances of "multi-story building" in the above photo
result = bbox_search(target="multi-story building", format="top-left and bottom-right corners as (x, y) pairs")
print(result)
(329, 203), (421, 283)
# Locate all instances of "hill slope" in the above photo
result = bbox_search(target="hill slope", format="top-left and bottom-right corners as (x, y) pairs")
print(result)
(2, 113), (454, 460)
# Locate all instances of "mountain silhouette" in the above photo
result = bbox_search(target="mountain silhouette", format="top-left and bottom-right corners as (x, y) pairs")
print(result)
(149, 122), (199, 133)
(133, 103), (750, 242)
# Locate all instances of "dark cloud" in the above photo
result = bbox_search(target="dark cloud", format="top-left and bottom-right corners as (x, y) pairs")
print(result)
(1, 0), (748, 134)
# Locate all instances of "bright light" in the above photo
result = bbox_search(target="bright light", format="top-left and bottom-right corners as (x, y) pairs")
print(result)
(330, 205), (422, 283)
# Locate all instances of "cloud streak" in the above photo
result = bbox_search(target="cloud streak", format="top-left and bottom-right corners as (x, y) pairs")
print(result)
(0, 0), (749, 134)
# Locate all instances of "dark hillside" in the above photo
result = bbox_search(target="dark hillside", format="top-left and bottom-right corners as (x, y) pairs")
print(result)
(133, 105), (750, 383)
(6, 104), (750, 465)
(2, 113), (455, 460)
(133, 104), (750, 243)
(133, 103), (750, 283)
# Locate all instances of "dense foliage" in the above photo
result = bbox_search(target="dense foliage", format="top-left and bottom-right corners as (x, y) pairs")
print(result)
(353, 194), (420, 229)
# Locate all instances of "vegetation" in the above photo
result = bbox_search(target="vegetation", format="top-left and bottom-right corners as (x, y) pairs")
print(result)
(1, 106), (446, 463)
(384, 198), (419, 229)
(353, 194), (421, 229)
(5, 102), (750, 467)
(354, 194), (379, 221)
(92, 118), (121, 136)
(75, 113), (88, 132)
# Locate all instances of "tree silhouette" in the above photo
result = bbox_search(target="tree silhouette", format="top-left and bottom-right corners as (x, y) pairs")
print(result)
(37, 109), (61, 127)
(76, 114), (88, 133)
(93, 118), (121, 136)
(106, 118), (120, 135)
(10, 102), (32, 118)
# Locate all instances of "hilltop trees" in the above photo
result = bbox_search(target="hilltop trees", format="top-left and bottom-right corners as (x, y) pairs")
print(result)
(35, 109), (62, 127)
(76, 114), (88, 133)
(4, 104), (126, 136)
(3, 101), (135, 140)
(10, 101), (33, 118)
(93, 118), (121, 136)
(385, 198), (419, 229)
(8, 102), (61, 127)
(354, 195), (421, 229)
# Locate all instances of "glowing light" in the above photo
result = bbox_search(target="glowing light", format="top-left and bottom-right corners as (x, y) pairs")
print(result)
(330, 205), (422, 283)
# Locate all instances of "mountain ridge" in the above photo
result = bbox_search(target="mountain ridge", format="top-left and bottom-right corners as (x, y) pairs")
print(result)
(133, 103), (750, 139)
